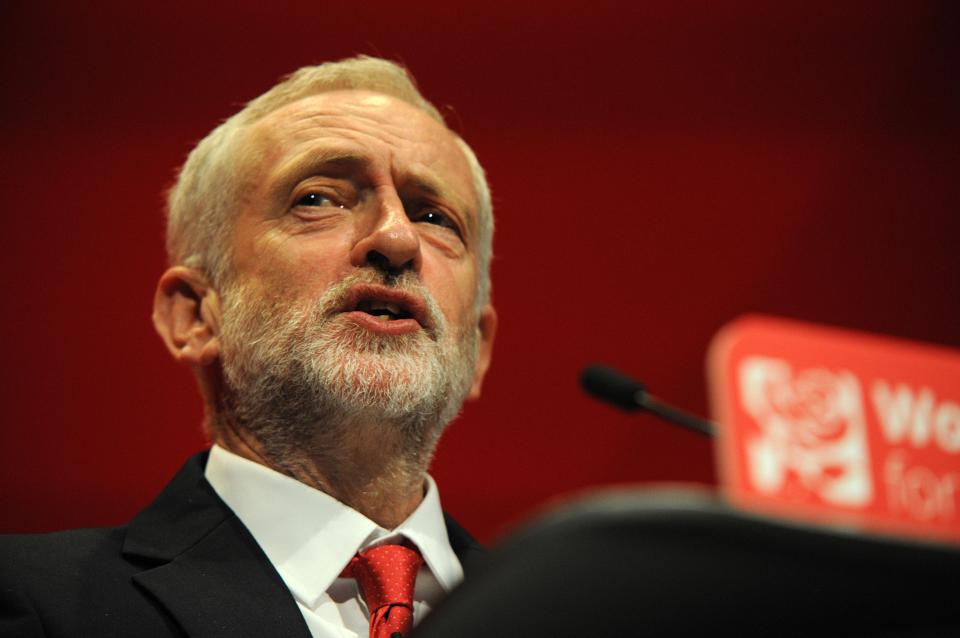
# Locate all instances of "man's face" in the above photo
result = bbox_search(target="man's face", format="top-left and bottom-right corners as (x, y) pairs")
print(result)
(212, 90), (493, 447)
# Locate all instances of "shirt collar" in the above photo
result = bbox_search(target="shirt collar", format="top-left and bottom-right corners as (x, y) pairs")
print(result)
(204, 444), (463, 609)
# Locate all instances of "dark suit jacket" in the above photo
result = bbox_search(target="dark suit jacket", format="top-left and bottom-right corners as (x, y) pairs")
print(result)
(0, 452), (485, 637)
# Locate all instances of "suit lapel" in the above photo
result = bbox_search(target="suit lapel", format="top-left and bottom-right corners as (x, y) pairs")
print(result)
(122, 453), (310, 638)
(132, 516), (310, 638)
(443, 512), (488, 577)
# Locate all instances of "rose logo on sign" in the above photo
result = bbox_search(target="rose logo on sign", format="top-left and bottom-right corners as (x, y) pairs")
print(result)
(739, 358), (872, 508)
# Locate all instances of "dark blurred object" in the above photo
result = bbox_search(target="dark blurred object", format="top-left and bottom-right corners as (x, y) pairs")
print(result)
(413, 489), (960, 637)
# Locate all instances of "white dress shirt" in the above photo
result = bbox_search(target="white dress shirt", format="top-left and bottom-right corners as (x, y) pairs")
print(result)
(204, 444), (464, 638)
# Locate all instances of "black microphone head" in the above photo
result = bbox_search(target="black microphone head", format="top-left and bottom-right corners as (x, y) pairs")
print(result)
(580, 364), (647, 411)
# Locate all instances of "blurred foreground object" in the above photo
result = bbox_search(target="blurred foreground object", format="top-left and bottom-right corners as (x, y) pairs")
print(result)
(413, 488), (960, 637)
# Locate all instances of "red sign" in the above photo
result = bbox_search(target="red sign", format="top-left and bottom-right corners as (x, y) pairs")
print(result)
(708, 315), (960, 545)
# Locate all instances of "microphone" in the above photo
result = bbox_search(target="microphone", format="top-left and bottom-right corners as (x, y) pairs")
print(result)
(580, 364), (716, 437)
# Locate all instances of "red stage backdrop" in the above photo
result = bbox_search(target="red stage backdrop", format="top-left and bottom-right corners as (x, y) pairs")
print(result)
(1, 2), (957, 542)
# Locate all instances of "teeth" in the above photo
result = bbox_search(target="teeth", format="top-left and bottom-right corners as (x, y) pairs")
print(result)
(356, 299), (406, 319)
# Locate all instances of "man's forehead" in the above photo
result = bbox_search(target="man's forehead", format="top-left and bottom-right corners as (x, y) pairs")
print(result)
(253, 90), (457, 160)
(243, 90), (477, 207)
(262, 89), (420, 124)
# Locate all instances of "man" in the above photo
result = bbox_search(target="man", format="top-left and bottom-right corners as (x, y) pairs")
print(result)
(0, 56), (497, 638)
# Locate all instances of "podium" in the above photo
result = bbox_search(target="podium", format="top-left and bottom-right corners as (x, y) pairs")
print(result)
(413, 489), (960, 637)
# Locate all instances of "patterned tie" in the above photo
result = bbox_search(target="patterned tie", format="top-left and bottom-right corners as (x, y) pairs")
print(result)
(343, 544), (424, 638)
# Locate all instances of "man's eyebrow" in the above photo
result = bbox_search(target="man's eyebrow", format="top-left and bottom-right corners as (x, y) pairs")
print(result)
(270, 149), (370, 198)
(402, 171), (472, 217)
(403, 172), (447, 201)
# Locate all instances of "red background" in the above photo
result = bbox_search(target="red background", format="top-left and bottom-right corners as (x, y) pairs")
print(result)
(2, 2), (958, 543)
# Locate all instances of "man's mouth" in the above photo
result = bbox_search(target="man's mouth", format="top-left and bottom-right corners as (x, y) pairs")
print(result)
(338, 284), (431, 334)
(354, 299), (414, 322)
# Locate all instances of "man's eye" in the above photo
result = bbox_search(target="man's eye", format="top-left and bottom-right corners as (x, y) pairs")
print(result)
(415, 209), (457, 231)
(295, 193), (341, 208)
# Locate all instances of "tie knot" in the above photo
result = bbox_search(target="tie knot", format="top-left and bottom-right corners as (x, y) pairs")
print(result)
(345, 544), (424, 614)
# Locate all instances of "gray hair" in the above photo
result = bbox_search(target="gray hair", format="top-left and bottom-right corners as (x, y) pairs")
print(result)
(165, 55), (494, 304)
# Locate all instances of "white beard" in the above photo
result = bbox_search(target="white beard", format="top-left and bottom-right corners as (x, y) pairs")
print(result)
(215, 269), (479, 470)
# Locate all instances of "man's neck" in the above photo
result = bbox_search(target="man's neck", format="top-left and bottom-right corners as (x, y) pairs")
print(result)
(213, 421), (430, 530)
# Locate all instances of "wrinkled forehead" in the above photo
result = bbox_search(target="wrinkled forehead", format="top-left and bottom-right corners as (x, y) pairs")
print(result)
(239, 90), (477, 209)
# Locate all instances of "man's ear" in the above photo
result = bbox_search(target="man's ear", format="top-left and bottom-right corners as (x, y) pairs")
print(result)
(152, 266), (222, 367)
(467, 303), (497, 401)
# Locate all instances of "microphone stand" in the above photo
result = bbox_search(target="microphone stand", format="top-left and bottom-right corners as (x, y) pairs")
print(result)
(580, 364), (716, 437)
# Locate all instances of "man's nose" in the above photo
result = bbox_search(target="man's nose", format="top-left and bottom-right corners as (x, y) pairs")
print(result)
(350, 188), (421, 274)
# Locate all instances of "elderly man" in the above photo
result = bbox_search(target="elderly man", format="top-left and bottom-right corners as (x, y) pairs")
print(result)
(0, 56), (497, 638)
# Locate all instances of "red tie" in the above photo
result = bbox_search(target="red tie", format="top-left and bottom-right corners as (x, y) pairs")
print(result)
(343, 544), (424, 638)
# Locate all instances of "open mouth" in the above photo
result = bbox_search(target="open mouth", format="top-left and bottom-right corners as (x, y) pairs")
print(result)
(354, 299), (414, 322)
(339, 284), (430, 332)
